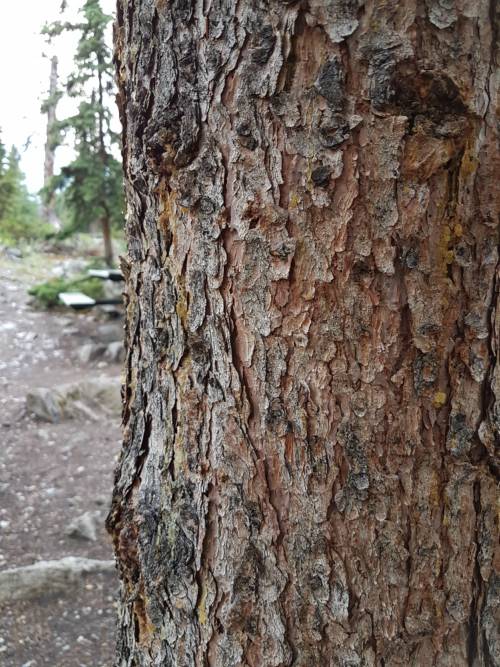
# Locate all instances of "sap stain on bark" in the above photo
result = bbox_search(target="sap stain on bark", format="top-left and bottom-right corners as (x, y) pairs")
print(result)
(372, 60), (469, 126)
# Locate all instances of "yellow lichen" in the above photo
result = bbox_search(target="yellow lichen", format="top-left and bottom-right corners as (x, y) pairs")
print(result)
(289, 192), (301, 210)
(305, 158), (313, 191)
(197, 579), (209, 625)
(441, 225), (451, 245)
(453, 223), (463, 238)
(173, 436), (186, 474)
(433, 391), (447, 407)
(429, 472), (440, 507)
(158, 187), (175, 232)
(438, 224), (453, 274)
(460, 149), (478, 179)
(175, 278), (188, 325)
(302, 283), (316, 301)
(175, 296), (188, 324)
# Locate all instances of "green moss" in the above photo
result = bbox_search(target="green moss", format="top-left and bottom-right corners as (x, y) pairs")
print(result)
(28, 275), (104, 308)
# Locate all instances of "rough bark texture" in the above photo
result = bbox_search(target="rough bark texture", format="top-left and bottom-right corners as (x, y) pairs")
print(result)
(108, 1), (499, 665)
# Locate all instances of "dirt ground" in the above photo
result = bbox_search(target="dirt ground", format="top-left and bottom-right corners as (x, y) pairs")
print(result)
(0, 249), (122, 666)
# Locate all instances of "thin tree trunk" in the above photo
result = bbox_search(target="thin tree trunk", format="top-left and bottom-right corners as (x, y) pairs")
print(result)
(43, 55), (60, 230)
(97, 58), (114, 268)
(108, 2), (499, 665)
(101, 214), (113, 267)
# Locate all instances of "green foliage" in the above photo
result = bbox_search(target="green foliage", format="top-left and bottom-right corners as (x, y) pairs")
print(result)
(28, 275), (104, 308)
(0, 136), (47, 243)
(43, 0), (123, 252)
(51, 140), (123, 238)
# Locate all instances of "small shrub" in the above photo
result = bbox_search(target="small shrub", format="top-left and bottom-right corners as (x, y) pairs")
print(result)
(28, 276), (104, 308)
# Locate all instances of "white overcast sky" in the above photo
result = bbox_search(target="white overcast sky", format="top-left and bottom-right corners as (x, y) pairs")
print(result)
(0, 0), (116, 194)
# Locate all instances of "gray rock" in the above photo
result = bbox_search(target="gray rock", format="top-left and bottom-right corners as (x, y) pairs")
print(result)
(26, 387), (63, 422)
(104, 341), (125, 363)
(0, 557), (115, 602)
(93, 322), (123, 344)
(75, 377), (122, 415)
(78, 342), (106, 364)
(4, 247), (22, 259)
(26, 376), (121, 423)
(66, 511), (101, 541)
(68, 399), (100, 421)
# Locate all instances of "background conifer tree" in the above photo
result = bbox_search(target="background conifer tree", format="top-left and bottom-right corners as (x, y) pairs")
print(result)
(43, 0), (123, 266)
(0, 136), (41, 243)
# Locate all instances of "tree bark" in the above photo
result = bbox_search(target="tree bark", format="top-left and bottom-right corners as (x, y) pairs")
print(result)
(43, 55), (60, 230)
(108, 1), (499, 665)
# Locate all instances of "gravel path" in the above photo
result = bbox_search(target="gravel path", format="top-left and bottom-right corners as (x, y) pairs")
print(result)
(0, 251), (122, 667)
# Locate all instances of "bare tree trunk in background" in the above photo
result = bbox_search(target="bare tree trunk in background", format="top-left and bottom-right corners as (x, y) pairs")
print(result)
(43, 55), (60, 230)
(101, 214), (114, 267)
(98, 61), (115, 267)
(107, 1), (499, 665)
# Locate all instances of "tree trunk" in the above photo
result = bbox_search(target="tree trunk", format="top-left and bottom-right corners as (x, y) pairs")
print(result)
(108, 2), (499, 665)
(101, 215), (114, 267)
(43, 55), (60, 230)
